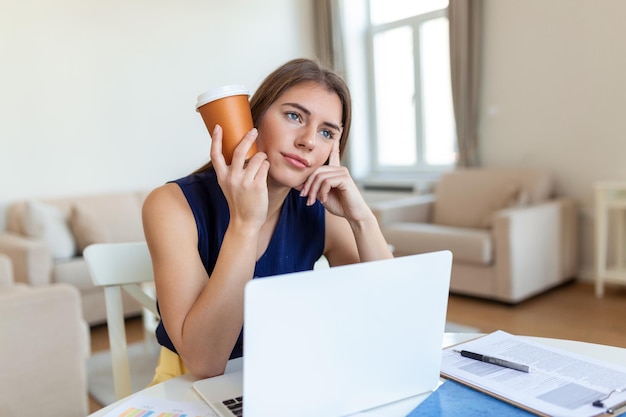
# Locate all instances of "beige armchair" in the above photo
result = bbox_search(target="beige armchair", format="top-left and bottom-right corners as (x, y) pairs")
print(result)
(370, 168), (578, 303)
(0, 254), (89, 417)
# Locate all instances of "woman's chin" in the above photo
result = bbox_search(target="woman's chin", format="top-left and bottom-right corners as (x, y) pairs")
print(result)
(268, 172), (306, 190)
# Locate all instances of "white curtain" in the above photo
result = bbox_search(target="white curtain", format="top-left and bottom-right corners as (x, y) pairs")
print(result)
(312, 0), (336, 69)
(449, 0), (483, 167)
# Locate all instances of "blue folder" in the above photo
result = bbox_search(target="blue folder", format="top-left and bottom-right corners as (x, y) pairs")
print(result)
(406, 379), (535, 417)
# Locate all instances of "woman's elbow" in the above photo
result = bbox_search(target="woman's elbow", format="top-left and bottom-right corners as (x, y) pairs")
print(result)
(184, 355), (227, 379)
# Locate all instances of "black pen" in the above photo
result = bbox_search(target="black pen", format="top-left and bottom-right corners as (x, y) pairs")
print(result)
(455, 349), (530, 373)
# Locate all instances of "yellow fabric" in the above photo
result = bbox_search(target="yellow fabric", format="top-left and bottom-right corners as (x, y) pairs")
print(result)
(148, 346), (189, 386)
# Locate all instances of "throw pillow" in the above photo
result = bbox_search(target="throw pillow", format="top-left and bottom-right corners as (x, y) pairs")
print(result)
(22, 200), (77, 260)
(69, 205), (109, 254)
(433, 172), (523, 229)
(69, 194), (144, 253)
(479, 182), (522, 227)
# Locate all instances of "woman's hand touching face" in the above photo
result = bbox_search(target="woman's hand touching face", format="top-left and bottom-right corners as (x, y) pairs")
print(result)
(297, 137), (370, 223)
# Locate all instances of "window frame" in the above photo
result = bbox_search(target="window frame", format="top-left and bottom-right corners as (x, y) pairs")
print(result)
(365, 6), (454, 175)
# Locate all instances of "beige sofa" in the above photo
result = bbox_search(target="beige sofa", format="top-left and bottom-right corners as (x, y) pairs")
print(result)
(0, 191), (148, 325)
(370, 168), (578, 303)
(0, 253), (89, 417)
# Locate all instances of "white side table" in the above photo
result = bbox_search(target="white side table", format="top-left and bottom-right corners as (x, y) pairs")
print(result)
(594, 181), (626, 297)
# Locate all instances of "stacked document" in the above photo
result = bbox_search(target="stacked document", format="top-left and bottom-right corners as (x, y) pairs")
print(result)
(440, 331), (626, 417)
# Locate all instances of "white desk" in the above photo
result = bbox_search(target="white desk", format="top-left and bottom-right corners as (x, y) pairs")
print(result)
(595, 181), (626, 297)
(88, 333), (626, 417)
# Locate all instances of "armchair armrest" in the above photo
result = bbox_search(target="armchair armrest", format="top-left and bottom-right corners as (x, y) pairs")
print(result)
(0, 283), (88, 416)
(0, 254), (14, 287)
(369, 194), (435, 226)
(0, 232), (53, 286)
(491, 198), (578, 301)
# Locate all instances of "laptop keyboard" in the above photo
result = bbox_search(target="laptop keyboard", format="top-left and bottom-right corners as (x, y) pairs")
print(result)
(222, 396), (243, 416)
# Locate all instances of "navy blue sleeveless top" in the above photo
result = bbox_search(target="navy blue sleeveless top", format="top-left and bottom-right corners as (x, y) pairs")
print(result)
(155, 169), (325, 358)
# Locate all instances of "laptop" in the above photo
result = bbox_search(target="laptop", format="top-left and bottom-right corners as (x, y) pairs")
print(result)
(193, 251), (452, 417)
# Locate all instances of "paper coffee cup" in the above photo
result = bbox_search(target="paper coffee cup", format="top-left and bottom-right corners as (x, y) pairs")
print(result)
(196, 84), (256, 164)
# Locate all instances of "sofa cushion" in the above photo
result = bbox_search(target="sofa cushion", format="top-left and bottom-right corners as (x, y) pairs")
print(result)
(0, 254), (14, 287)
(70, 205), (108, 253)
(382, 222), (494, 265)
(0, 284), (29, 294)
(21, 200), (77, 260)
(69, 193), (145, 253)
(53, 258), (94, 291)
(432, 169), (552, 229)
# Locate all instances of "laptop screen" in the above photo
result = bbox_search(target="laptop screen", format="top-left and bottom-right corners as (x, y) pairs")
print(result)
(242, 251), (452, 417)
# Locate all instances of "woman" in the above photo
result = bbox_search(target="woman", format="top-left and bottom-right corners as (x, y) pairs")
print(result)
(142, 58), (393, 383)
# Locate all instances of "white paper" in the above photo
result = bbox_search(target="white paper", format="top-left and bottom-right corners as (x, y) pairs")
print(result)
(441, 330), (626, 417)
(100, 393), (218, 417)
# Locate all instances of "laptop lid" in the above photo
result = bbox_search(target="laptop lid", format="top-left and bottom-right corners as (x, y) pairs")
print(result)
(242, 251), (452, 417)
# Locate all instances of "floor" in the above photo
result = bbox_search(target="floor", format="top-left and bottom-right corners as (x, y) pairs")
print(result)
(88, 317), (146, 413)
(446, 280), (626, 348)
(88, 280), (626, 413)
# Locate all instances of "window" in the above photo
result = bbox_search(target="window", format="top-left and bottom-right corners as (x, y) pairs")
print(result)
(369, 0), (456, 172)
(337, 0), (456, 178)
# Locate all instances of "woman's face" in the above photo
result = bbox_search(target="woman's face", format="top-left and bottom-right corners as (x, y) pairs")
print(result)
(256, 81), (343, 189)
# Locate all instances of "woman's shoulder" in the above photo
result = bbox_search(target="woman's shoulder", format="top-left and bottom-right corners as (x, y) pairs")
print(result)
(143, 182), (188, 216)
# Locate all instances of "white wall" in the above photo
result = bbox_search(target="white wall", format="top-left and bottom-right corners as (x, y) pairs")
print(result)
(480, 0), (626, 277)
(2, 0), (623, 277)
(0, 0), (315, 228)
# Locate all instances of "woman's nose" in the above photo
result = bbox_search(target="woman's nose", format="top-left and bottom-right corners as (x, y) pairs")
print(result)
(295, 127), (316, 150)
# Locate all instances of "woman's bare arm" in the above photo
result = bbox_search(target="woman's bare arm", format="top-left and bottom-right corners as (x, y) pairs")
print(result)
(142, 183), (259, 378)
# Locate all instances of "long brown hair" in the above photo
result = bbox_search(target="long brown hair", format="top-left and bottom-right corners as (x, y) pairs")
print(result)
(194, 58), (352, 174)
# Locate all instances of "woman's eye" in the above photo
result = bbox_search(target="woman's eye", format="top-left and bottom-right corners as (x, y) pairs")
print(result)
(320, 129), (334, 139)
(286, 112), (301, 122)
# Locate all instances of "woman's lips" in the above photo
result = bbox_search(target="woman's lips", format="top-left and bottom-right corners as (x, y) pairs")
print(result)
(282, 153), (310, 169)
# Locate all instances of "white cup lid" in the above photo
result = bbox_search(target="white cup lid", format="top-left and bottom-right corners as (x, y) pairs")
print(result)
(196, 84), (249, 110)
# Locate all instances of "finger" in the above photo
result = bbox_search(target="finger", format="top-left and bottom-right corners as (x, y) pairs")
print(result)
(306, 169), (334, 206)
(242, 151), (268, 182)
(210, 125), (227, 175)
(301, 165), (335, 201)
(255, 159), (270, 183)
(299, 165), (323, 200)
(317, 178), (334, 205)
(231, 128), (258, 167)
(328, 139), (341, 167)
(310, 171), (344, 205)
